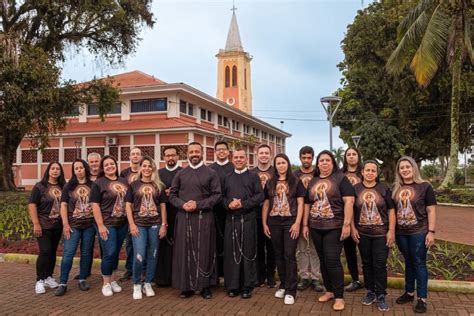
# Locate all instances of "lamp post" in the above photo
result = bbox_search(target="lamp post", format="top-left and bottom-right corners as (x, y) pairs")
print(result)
(74, 141), (81, 159)
(320, 96), (342, 151)
(280, 120), (284, 130)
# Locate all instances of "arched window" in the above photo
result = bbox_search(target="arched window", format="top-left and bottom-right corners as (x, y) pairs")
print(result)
(232, 65), (237, 87)
(225, 66), (230, 87)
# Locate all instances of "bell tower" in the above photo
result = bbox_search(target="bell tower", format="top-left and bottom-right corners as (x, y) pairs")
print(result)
(216, 5), (253, 114)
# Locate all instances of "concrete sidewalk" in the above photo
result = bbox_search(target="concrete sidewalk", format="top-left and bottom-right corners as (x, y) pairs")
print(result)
(0, 262), (473, 315)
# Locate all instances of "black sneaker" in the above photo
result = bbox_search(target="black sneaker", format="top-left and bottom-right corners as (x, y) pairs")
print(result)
(227, 289), (240, 297)
(311, 279), (324, 292)
(180, 290), (195, 298)
(78, 280), (90, 291)
(241, 288), (253, 299)
(54, 284), (67, 296)
(415, 298), (427, 313)
(267, 275), (276, 288)
(396, 292), (415, 304)
(345, 280), (363, 292)
(297, 278), (311, 291)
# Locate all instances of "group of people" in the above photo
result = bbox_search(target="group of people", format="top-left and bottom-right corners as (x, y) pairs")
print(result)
(28, 141), (436, 313)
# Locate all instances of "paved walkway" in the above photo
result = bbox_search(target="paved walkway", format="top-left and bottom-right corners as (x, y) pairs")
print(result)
(437, 206), (474, 245)
(0, 262), (473, 315)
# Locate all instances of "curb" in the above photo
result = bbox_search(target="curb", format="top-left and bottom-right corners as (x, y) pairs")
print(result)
(438, 202), (474, 208)
(2, 253), (473, 294)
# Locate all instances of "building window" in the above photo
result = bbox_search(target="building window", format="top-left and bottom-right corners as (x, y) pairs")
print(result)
(138, 146), (154, 159)
(244, 68), (247, 89)
(262, 132), (268, 140)
(88, 103), (121, 116)
(109, 147), (119, 160)
(232, 65), (237, 87)
(218, 115), (223, 126)
(225, 66), (230, 88)
(224, 117), (230, 127)
(180, 100), (187, 114)
(131, 98), (167, 113)
(276, 137), (281, 144)
(188, 103), (194, 116)
(207, 111), (213, 122)
(206, 147), (214, 161)
(120, 147), (130, 161)
(270, 134), (275, 142)
(232, 120), (240, 131)
(201, 108), (206, 120)
(68, 105), (81, 117)
(64, 149), (78, 163)
(21, 150), (37, 163)
(42, 149), (59, 163)
(160, 145), (188, 160)
(87, 147), (105, 158)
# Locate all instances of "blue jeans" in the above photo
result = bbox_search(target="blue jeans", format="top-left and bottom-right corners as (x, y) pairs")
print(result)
(125, 234), (134, 273)
(396, 233), (428, 298)
(98, 224), (128, 276)
(132, 225), (160, 284)
(59, 226), (96, 284)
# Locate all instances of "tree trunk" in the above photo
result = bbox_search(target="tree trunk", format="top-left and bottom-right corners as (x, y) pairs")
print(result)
(439, 30), (462, 190)
(0, 128), (23, 191)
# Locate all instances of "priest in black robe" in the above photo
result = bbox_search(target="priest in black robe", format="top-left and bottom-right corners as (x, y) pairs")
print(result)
(169, 142), (221, 299)
(209, 141), (234, 279)
(222, 148), (263, 299)
(155, 146), (182, 287)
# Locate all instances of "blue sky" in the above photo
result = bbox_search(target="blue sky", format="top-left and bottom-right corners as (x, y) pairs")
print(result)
(61, 0), (369, 163)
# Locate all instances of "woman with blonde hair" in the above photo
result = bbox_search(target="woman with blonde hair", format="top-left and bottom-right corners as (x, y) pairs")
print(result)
(125, 156), (168, 299)
(392, 156), (436, 314)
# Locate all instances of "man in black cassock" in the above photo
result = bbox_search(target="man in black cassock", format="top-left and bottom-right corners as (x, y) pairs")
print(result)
(169, 142), (221, 299)
(222, 148), (263, 299)
(209, 141), (234, 279)
(155, 146), (182, 287)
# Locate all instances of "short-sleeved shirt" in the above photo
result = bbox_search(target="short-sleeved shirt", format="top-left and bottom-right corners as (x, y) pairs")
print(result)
(60, 182), (95, 229)
(120, 167), (139, 185)
(29, 182), (63, 230)
(354, 182), (395, 237)
(293, 169), (314, 189)
(125, 180), (166, 227)
(345, 171), (362, 186)
(264, 179), (306, 217)
(251, 166), (275, 191)
(305, 172), (354, 230)
(90, 176), (129, 227)
(393, 182), (437, 235)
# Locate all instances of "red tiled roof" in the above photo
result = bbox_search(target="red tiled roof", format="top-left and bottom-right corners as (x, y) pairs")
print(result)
(81, 70), (167, 89)
(64, 117), (189, 133)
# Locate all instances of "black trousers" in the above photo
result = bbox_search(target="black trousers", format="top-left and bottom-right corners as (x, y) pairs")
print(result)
(256, 217), (276, 283)
(358, 234), (389, 295)
(215, 207), (226, 278)
(343, 237), (359, 281)
(36, 228), (62, 281)
(310, 228), (344, 298)
(268, 217), (298, 297)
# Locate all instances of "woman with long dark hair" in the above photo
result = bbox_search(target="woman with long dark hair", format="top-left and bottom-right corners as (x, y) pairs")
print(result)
(262, 153), (305, 305)
(90, 155), (129, 297)
(302, 150), (354, 311)
(55, 159), (96, 296)
(28, 161), (66, 294)
(125, 156), (168, 299)
(392, 156), (436, 314)
(351, 160), (395, 311)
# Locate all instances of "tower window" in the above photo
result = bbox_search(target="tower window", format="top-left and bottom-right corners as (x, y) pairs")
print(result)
(244, 68), (247, 89)
(225, 66), (230, 88)
(232, 65), (237, 87)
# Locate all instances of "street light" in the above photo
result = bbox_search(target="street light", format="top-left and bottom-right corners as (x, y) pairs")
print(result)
(74, 141), (81, 158)
(351, 135), (361, 149)
(320, 96), (342, 151)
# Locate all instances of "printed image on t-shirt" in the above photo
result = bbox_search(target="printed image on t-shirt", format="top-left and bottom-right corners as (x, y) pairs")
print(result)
(270, 182), (291, 216)
(310, 180), (334, 219)
(346, 173), (361, 186)
(139, 184), (159, 217)
(258, 171), (271, 189)
(110, 182), (127, 217)
(397, 187), (418, 226)
(48, 186), (62, 219)
(359, 190), (383, 226)
(127, 172), (138, 185)
(299, 173), (313, 189)
(73, 185), (93, 219)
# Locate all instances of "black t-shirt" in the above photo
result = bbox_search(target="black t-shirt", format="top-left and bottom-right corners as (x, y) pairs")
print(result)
(305, 172), (354, 230)
(120, 167), (139, 185)
(90, 176), (129, 227)
(60, 182), (95, 229)
(251, 166), (275, 191)
(293, 169), (314, 189)
(125, 180), (166, 227)
(354, 182), (395, 237)
(29, 182), (63, 230)
(264, 178), (306, 217)
(345, 171), (362, 186)
(393, 182), (437, 235)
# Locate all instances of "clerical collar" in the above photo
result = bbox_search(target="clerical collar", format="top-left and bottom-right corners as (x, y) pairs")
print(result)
(234, 168), (248, 174)
(188, 160), (204, 169)
(216, 159), (229, 166)
(166, 164), (179, 172)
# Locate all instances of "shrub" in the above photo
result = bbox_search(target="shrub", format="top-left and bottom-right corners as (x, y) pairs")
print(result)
(0, 205), (33, 240)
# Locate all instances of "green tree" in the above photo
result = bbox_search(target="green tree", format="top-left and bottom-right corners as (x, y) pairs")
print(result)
(386, 0), (473, 189)
(335, 0), (473, 182)
(331, 146), (345, 168)
(0, 1), (154, 190)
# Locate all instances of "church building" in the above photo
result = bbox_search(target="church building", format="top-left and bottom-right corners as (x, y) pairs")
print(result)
(13, 9), (290, 188)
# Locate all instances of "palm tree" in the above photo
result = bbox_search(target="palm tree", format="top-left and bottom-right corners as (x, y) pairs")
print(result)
(386, 0), (472, 189)
(332, 147), (345, 168)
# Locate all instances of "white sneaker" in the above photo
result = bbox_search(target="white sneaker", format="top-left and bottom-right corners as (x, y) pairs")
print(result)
(44, 276), (59, 289)
(275, 289), (285, 298)
(284, 294), (295, 305)
(143, 283), (155, 297)
(35, 280), (46, 294)
(133, 284), (143, 300)
(110, 281), (122, 293)
(102, 283), (113, 297)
